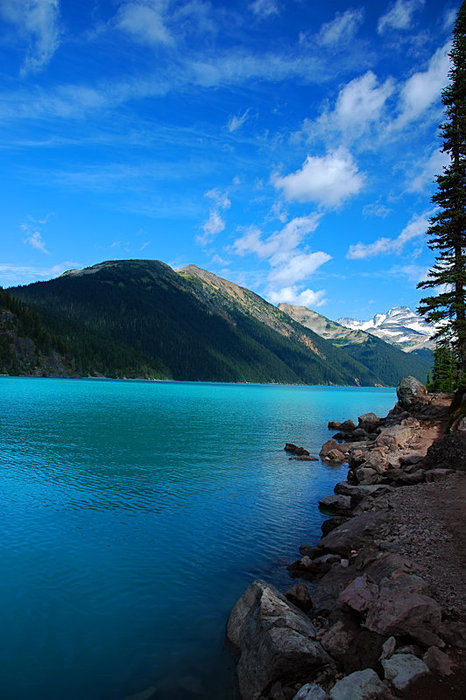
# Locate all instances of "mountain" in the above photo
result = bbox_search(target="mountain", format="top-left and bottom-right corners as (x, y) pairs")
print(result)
(278, 303), (432, 386)
(7, 259), (381, 385)
(337, 306), (435, 353)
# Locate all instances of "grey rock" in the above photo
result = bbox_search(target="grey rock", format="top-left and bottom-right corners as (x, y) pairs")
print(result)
(318, 495), (352, 515)
(292, 683), (330, 700)
(382, 653), (429, 691)
(423, 646), (454, 676)
(319, 511), (386, 556)
(285, 583), (313, 613)
(338, 574), (379, 614)
(330, 669), (393, 699)
(379, 637), (396, 661)
(364, 571), (443, 647)
(321, 516), (350, 537)
(396, 377), (427, 410)
(226, 580), (331, 700)
(358, 413), (382, 432)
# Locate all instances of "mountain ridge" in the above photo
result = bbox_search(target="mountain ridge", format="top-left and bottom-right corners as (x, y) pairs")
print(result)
(2, 259), (431, 386)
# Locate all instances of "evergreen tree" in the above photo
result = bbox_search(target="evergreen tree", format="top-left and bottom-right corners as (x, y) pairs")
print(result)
(427, 342), (457, 392)
(417, 1), (466, 383)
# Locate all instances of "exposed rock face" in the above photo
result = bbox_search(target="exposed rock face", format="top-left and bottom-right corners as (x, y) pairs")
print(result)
(396, 376), (427, 409)
(285, 583), (313, 613)
(382, 653), (429, 691)
(292, 683), (330, 700)
(329, 668), (393, 699)
(364, 571), (443, 647)
(226, 580), (331, 700)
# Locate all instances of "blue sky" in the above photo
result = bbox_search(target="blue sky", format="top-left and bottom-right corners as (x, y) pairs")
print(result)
(0, 0), (460, 320)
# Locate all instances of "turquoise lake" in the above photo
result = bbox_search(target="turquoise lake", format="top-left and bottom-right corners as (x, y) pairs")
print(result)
(0, 378), (397, 699)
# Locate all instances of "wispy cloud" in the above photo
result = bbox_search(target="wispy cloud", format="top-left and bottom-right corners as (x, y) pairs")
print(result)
(116, 1), (174, 46)
(346, 211), (431, 259)
(232, 214), (330, 306)
(296, 71), (394, 147)
(393, 41), (451, 127)
(0, 0), (61, 75)
(377, 0), (425, 34)
(198, 188), (231, 245)
(407, 148), (450, 192)
(20, 214), (54, 254)
(0, 261), (79, 287)
(317, 8), (365, 47)
(227, 109), (250, 132)
(249, 0), (279, 20)
(273, 148), (364, 208)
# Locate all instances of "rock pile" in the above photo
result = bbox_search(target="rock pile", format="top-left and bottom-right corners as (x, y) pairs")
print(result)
(227, 379), (466, 700)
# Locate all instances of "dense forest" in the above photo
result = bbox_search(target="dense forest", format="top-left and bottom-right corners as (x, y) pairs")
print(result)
(2, 259), (431, 385)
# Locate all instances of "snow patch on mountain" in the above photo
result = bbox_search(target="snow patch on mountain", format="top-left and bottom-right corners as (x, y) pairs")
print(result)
(337, 306), (435, 352)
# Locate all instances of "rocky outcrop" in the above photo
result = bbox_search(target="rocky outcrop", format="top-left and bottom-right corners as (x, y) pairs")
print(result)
(226, 580), (332, 700)
(228, 382), (466, 699)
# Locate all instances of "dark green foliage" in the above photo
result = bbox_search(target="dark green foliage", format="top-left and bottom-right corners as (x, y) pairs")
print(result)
(426, 342), (458, 392)
(340, 334), (433, 387)
(9, 259), (380, 385)
(418, 2), (466, 377)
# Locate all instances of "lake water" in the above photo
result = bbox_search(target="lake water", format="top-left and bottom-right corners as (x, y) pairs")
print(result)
(0, 378), (396, 699)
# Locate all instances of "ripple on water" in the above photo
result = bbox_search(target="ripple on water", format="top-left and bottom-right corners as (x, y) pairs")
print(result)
(0, 378), (396, 699)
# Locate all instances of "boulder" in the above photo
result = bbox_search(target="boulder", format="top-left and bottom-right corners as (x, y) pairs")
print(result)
(299, 545), (323, 559)
(320, 440), (341, 459)
(226, 580), (331, 700)
(285, 583), (313, 613)
(396, 377), (427, 410)
(338, 574), (379, 615)
(288, 554), (340, 581)
(285, 443), (310, 456)
(325, 449), (347, 464)
(329, 669), (393, 699)
(363, 572), (443, 647)
(290, 455), (319, 461)
(379, 637), (396, 661)
(293, 684), (330, 700)
(318, 495), (353, 515)
(382, 653), (429, 691)
(334, 482), (389, 504)
(358, 413), (382, 433)
(423, 646), (454, 676)
(319, 511), (386, 556)
(321, 516), (350, 537)
(319, 616), (359, 660)
(354, 467), (381, 485)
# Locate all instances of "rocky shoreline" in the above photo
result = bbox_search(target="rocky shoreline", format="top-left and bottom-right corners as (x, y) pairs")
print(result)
(227, 378), (466, 700)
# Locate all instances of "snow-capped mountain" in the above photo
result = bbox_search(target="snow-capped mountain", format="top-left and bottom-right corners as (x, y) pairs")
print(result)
(337, 306), (435, 353)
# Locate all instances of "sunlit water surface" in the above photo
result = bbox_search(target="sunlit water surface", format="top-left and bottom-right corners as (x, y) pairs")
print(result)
(0, 378), (396, 699)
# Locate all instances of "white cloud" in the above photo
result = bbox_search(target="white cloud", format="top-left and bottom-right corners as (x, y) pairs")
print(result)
(116, 1), (174, 46)
(273, 148), (364, 208)
(395, 42), (451, 126)
(363, 202), (392, 218)
(302, 71), (394, 146)
(227, 109), (250, 132)
(232, 214), (330, 305)
(198, 188), (231, 245)
(268, 286), (327, 308)
(250, 0), (279, 19)
(408, 148), (450, 192)
(0, 0), (61, 75)
(346, 211), (431, 259)
(317, 8), (365, 47)
(20, 215), (54, 254)
(268, 251), (332, 286)
(377, 0), (425, 34)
